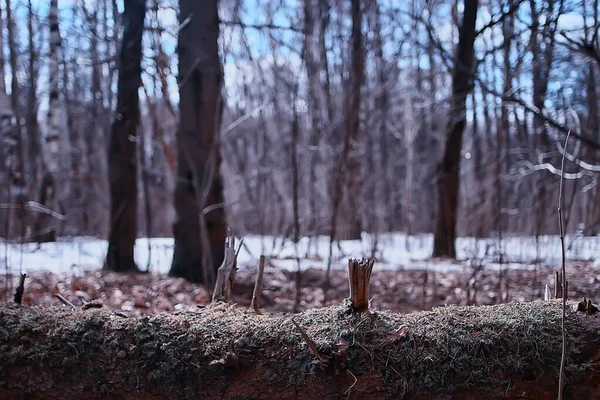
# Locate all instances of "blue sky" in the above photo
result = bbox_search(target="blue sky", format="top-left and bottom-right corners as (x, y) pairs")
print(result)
(3, 0), (595, 121)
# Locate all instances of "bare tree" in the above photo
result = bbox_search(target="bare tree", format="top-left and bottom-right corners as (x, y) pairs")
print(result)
(345, 0), (365, 239)
(170, 0), (227, 283)
(104, 0), (147, 272)
(5, 0), (26, 227)
(25, 0), (41, 197)
(433, 0), (479, 258)
(33, 0), (61, 243)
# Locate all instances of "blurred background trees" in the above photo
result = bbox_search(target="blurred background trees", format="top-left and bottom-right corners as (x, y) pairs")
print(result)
(0, 0), (599, 279)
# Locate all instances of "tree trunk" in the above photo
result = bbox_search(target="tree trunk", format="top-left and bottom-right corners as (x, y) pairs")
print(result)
(104, 0), (146, 272)
(170, 0), (227, 284)
(25, 0), (41, 197)
(5, 0), (27, 239)
(1, 301), (600, 399)
(33, 0), (61, 243)
(87, 3), (106, 236)
(0, 0), (5, 97)
(325, 0), (364, 281)
(371, 0), (390, 236)
(432, 0), (479, 258)
(345, 0), (364, 239)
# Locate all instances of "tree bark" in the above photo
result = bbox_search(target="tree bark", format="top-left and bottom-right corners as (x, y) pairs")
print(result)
(326, 0), (364, 283)
(33, 0), (61, 243)
(345, 0), (365, 239)
(1, 301), (600, 399)
(25, 0), (41, 196)
(432, 0), (479, 258)
(104, 0), (146, 272)
(170, 0), (227, 284)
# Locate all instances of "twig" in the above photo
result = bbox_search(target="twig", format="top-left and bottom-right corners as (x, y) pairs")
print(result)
(234, 238), (244, 261)
(558, 130), (571, 400)
(291, 318), (321, 361)
(13, 273), (26, 304)
(54, 293), (76, 308)
(0, 201), (67, 220)
(344, 370), (358, 397)
(249, 255), (266, 313)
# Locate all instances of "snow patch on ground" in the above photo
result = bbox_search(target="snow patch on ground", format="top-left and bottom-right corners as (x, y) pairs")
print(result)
(0, 233), (598, 276)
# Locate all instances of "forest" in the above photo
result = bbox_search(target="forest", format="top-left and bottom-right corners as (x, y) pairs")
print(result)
(1, 0), (600, 399)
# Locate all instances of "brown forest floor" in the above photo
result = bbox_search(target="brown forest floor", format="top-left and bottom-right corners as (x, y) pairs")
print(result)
(1, 260), (599, 315)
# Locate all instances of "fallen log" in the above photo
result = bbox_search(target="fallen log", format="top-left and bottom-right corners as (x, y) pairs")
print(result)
(1, 300), (599, 399)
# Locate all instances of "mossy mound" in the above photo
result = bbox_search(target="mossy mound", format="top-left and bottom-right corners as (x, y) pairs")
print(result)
(0, 300), (596, 399)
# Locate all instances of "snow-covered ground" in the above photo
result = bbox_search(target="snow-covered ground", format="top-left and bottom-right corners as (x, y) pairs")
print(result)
(0, 233), (598, 276)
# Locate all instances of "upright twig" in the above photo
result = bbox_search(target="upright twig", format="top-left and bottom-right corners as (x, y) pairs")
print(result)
(347, 258), (375, 312)
(13, 273), (25, 304)
(250, 255), (266, 313)
(558, 130), (570, 400)
(290, 82), (302, 313)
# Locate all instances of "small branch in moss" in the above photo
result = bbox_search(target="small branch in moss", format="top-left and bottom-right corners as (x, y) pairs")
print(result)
(291, 318), (322, 361)
(348, 258), (374, 312)
(13, 273), (26, 304)
(249, 255), (266, 313)
(54, 293), (76, 308)
(558, 130), (570, 400)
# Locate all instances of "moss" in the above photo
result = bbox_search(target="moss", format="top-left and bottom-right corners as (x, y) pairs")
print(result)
(0, 300), (593, 398)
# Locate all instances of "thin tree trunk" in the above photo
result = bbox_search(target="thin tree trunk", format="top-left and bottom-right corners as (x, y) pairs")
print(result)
(291, 84), (302, 312)
(88, 3), (104, 235)
(0, 0), (5, 97)
(303, 0), (320, 250)
(26, 0), (41, 196)
(5, 0), (27, 221)
(104, 0), (146, 272)
(345, 0), (365, 239)
(139, 115), (152, 271)
(33, 0), (61, 243)
(432, 0), (479, 258)
(0, 0), (10, 238)
(372, 0), (390, 236)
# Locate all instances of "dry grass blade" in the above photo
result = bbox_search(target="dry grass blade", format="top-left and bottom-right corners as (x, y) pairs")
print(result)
(291, 317), (321, 361)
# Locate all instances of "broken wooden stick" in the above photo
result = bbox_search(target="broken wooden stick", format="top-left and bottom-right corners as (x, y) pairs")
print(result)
(212, 236), (240, 302)
(54, 293), (76, 308)
(13, 273), (26, 304)
(348, 258), (374, 312)
(554, 269), (568, 300)
(249, 255), (266, 313)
